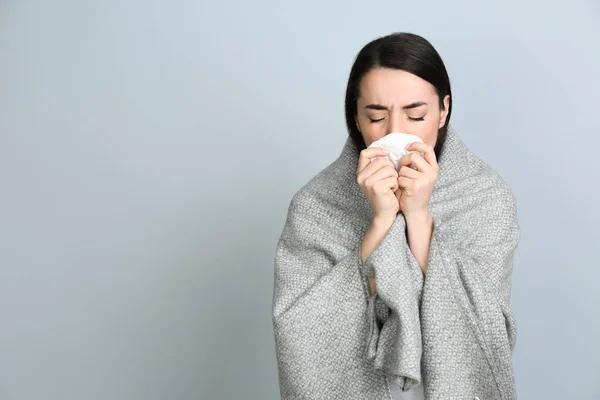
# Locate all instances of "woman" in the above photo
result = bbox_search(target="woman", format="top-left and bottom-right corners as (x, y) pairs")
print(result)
(272, 32), (520, 400)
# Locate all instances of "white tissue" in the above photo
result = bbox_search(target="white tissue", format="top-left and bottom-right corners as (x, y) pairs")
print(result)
(367, 132), (424, 171)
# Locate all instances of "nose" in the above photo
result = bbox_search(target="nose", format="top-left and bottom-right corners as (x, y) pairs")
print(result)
(388, 109), (408, 134)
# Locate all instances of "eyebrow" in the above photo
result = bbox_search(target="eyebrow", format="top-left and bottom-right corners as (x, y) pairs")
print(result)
(365, 101), (428, 110)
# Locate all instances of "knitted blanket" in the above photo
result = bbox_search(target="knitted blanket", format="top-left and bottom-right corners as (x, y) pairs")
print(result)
(272, 124), (520, 399)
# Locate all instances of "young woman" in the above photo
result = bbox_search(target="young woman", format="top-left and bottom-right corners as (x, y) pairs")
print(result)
(272, 32), (520, 400)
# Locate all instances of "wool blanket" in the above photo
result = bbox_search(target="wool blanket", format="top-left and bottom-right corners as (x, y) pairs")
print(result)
(272, 124), (520, 399)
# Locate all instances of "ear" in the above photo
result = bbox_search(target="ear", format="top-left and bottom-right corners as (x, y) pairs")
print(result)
(438, 94), (450, 129)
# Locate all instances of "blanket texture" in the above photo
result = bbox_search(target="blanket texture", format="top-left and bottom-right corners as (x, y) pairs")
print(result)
(271, 124), (520, 399)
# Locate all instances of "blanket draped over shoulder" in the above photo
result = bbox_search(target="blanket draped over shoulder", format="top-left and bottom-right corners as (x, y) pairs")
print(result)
(271, 124), (521, 400)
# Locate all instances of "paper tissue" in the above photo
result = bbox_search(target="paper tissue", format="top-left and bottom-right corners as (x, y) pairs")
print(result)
(367, 132), (425, 171)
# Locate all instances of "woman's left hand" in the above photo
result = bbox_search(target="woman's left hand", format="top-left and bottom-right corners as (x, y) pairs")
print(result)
(395, 141), (439, 219)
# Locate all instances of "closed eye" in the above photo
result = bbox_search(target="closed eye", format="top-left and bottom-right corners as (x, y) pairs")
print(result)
(370, 116), (425, 122)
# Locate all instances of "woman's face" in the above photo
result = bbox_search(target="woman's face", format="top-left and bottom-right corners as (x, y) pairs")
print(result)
(354, 67), (450, 148)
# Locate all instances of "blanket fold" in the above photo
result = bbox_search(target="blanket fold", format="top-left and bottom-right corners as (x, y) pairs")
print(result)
(272, 124), (520, 400)
(359, 215), (424, 391)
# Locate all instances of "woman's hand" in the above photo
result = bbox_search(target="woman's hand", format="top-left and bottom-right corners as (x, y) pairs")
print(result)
(357, 148), (400, 221)
(395, 142), (439, 219)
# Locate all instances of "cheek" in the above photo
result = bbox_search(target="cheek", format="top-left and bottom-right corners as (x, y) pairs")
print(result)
(416, 119), (439, 147)
(360, 119), (386, 147)
(364, 134), (384, 148)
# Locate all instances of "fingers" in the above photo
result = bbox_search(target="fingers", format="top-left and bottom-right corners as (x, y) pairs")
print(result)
(398, 164), (420, 179)
(397, 176), (413, 190)
(395, 185), (403, 201)
(357, 148), (390, 175)
(366, 170), (399, 192)
(388, 176), (399, 192)
(371, 177), (399, 199)
(398, 151), (429, 172)
(405, 142), (439, 171)
(357, 157), (396, 186)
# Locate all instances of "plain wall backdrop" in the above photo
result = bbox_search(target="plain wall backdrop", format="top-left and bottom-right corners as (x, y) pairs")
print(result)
(1, 1), (598, 399)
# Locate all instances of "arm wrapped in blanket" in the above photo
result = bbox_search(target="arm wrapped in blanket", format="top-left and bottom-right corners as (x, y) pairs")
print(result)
(416, 178), (521, 400)
(271, 188), (421, 399)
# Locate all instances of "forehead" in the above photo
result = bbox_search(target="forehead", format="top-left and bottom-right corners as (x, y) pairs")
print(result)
(358, 67), (436, 104)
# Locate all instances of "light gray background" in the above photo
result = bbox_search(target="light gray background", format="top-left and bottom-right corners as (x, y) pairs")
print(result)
(1, 1), (598, 399)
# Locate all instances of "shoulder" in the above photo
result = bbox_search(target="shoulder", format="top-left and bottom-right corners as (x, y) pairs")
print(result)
(288, 156), (354, 216)
(442, 139), (518, 208)
(465, 148), (518, 211)
(281, 156), (367, 247)
(433, 145), (520, 243)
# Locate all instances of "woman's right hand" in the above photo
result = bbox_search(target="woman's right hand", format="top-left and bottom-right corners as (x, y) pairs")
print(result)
(357, 148), (400, 221)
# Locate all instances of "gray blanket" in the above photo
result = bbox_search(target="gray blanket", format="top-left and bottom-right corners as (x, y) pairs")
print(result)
(271, 124), (520, 399)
